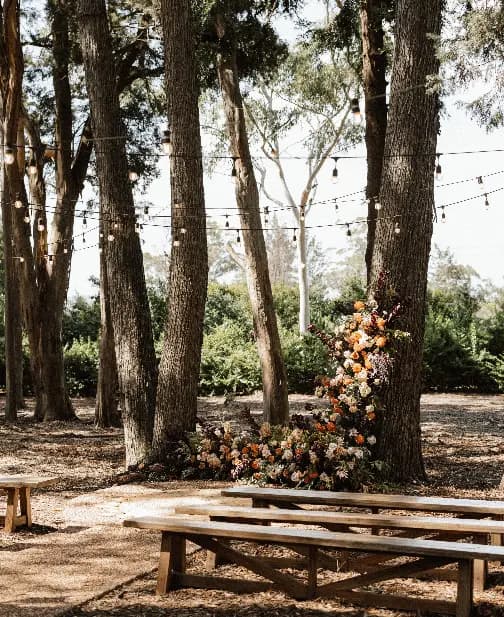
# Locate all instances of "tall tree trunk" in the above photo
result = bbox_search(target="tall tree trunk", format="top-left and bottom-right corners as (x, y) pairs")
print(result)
(77, 0), (157, 466)
(369, 0), (442, 482)
(296, 217), (309, 334)
(1, 161), (24, 420)
(361, 0), (388, 288)
(152, 0), (208, 453)
(95, 247), (120, 428)
(217, 49), (289, 426)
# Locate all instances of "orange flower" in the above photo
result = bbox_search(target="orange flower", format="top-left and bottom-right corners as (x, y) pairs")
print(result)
(309, 471), (319, 479)
(351, 350), (360, 360)
(242, 447), (249, 454)
(251, 459), (260, 470)
(343, 377), (354, 386)
(326, 421), (336, 432)
(365, 358), (373, 370)
(354, 300), (365, 311)
(376, 317), (386, 330)
(353, 313), (363, 323)
(367, 411), (376, 421)
(333, 405), (343, 415)
(315, 422), (326, 432)
(268, 455), (275, 463)
(375, 336), (387, 348)
(352, 363), (362, 373)
(355, 434), (365, 445)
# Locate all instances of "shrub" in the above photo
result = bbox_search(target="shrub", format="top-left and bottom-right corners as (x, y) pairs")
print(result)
(64, 338), (99, 396)
(199, 322), (261, 395)
(281, 330), (332, 393)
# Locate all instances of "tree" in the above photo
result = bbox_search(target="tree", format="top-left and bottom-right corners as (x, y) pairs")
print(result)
(369, 0), (442, 481)
(207, 5), (290, 425)
(77, 0), (157, 465)
(245, 41), (359, 333)
(152, 0), (209, 453)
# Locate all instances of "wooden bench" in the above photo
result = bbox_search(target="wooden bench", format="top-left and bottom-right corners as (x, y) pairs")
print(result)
(0, 476), (58, 532)
(175, 503), (504, 590)
(124, 515), (504, 616)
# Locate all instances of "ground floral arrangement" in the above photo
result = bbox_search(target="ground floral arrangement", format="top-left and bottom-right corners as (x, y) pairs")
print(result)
(153, 297), (407, 491)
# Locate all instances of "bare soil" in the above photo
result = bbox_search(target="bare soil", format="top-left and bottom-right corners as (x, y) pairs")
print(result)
(1, 393), (504, 617)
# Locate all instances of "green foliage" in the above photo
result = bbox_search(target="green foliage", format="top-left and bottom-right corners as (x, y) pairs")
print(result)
(204, 283), (252, 334)
(199, 321), (261, 395)
(62, 295), (100, 346)
(281, 330), (332, 393)
(63, 339), (99, 397)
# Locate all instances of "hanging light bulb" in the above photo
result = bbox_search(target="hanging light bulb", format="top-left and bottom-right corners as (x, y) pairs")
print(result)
(48, 254), (54, 263)
(441, 206), (446, 222)
(4, 145), (15, 165)
(292, 229), (297, 244)
(346, 224), (352, 237)
(374, 197), (382, 211)
(334, 199), (339, 211)
(23, 208), (30, 224)
(114, 222), (119, 229)
(63, 244), (69, 254)
(107, 232), (115, 241)
(128, 169), (139, 182)
(394, 221), (401, 234)
(99, 245), (103, 253)
(173, 235), (180, 247)
(264, 206), (269, 226)
(14, 194), (23, 208)
(484, 193), (490, 208)
(435, 154), (442, 181)
(19, 256), (25, 263)
(144, 205), (149, 215)
(225, 214), (229, 229)
(135, 221), (141, 233)
(83, 216), (87, 228)
(331, 157), (338, 183)
(300, 206), (305, 222)
(477, 175), (483, 185)
(231, 157), (238, 177)
(82, 233), (86, 244)
(180, 226), (187, 235)
(37, 218), (45, 232)
(236, 230), (241, 244)
(161, 128), (173, 155)
(350, 98), (361, 123)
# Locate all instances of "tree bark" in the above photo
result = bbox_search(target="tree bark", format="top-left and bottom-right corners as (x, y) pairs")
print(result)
(1, 162), (24, 420)
(361, 0), (388, 288)
(77, 0), (157, 466)
(369, 0), (442, 482)
(152, 0), (208, 453)
(95, 247), (121, 428)
(217, 49), (289, 426)
(296, 216), (309, 334)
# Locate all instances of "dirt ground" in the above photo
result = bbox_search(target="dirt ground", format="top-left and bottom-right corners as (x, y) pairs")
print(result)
(1, 393), (504, 617)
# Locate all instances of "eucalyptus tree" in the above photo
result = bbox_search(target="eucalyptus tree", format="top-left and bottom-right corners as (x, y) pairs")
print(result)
(198, 0), (290, 424)
(369, 0), (442, 481)
(152, 0), (208, 452)
(245, 43), (360, 333)
(77, 0), (158, 465)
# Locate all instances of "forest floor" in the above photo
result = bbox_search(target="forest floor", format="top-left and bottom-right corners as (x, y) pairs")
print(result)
(1, 393), (504, 617)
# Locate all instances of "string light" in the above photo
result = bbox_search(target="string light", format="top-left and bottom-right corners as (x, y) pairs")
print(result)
(180, 226), (187, 234)
(300, 205), (305, 222)
(477, 175), (483, 185)
(374, 198), (382, 211)
(441, 206), (446, 222)
(346, 223), (352, 237)
(83, 216), (87, 228)
(331, 157), (338, 183)
(292, 229), (297, 244)
(37, 218), (45, 232)
(173, 235), (180, 247)
(264, 206), (269, 225)
(4, 146), (15, 165)
(394, 221), (401, 234)
(231, 157), (238, 177)
(14, 195), (23, 208)
(160, 128), (172, 155)
(23, 208), (30, 224)
(484, 193), (489, 208)
(128, 169), (139, 182)
(350, 98), (361, 123)
(435, 154), (442, 181)
(107, 232), (115, 241)
(225, 214), (229, 228)
(236, 230), (241, 244)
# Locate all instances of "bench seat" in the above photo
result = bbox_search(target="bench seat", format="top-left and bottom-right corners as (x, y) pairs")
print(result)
(124, 515), (504, 616)
(0, 475), (58, 532)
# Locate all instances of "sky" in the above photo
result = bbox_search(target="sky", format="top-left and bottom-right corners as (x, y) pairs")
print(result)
(67, 2), (504, 298)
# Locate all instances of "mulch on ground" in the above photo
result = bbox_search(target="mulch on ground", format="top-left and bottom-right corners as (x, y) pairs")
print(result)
(1, 393), (504, 616)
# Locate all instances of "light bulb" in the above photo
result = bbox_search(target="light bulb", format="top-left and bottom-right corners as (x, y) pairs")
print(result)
(37, 218), (45, 232)
(292, 230), (297, 244)
(180, 227), (187, 234)
(441, 207), (446, 222)
(331, 157), (338, 183)
(15, 196), (23, 208)
(19, 256), (24, 263)
(4, 146), (15, 165)
(225, 215), (229, 228)
(394, 222), (401, 234)
(374, 200), (382, 211)
(435, 154), (442, 181)
(107, 233), (115, 241)
(350, 98), (361, 123)
(128, 169), (139, 182)
(161, 129), (172, 155)
(173, 236), (180, 247)
(23, 210), (30, 224)
(346, 224), (352, 237)
(63, 246), (69, 254)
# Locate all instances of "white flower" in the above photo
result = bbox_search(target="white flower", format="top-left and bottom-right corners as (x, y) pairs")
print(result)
(319, 472), (330, 483)
(291, 471), (303, 483)
(367, 435), (377, 445)
(356, 369), (368, 381)
(261, 446), (271, 457)
(207, 453), (222, 468)
(343, 350), (352, 358)
(359, 383), (372, 398)
(336, 469), (348, 479)
(343, 358), (353, 368)
(365, 405), (375, 414)
(282, 448), (293, 461)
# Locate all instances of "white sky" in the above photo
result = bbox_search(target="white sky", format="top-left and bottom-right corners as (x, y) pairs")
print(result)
(68, 3), (504, 297)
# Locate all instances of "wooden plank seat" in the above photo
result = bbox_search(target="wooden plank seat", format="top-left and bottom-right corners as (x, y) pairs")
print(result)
(0, 476), (58, 533)
(123, 515), (504, 617)
(175, 503), (504, 590)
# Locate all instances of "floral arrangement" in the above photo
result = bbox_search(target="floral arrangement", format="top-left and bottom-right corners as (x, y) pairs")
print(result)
(164, 296), (406, 491)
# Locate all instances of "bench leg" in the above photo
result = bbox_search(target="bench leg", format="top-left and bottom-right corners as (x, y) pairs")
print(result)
(307, 546), (318, 599)
(19, 488), (32, 528)
(4, 488), (20, 533)
(157, 533), (186, 595)
(456, 559), (473, 617)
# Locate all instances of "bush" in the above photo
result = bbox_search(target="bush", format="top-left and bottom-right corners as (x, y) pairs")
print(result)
(281, 330), (332, 393)
(64, 339), (99, 396)
(199, 322), (261, 395)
